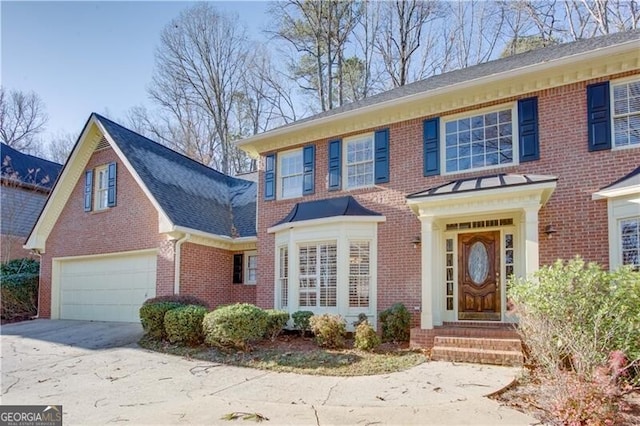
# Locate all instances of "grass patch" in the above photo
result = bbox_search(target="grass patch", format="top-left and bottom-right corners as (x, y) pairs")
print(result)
(139, 334), (426, 376)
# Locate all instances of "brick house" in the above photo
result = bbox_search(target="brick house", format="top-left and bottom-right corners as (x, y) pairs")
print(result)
(1, 144), (62, 262)
(25, 114), (257, 322)
(236, 31), (640, 349)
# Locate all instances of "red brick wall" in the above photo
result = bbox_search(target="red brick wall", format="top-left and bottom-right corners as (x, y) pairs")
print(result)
(179, 242), (256, 308)
(39, 146), (173, 318)
(255, 72), (640, 322)
(1, 234), (36, 262)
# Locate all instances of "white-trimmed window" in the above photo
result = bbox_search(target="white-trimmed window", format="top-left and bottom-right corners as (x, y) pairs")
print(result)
(444, 106), (515, 173)
(299, 242), (337, 307)
(279, 149), (303, 199)
(95, 165), (109, 210)
(245, 251), (258, 285)
(344, 133), (374, 189)
(278, 246), (289, 308)
(612, 79), (640, 148)
(620, 217), (640, 268)
(349, 241), (370, 308)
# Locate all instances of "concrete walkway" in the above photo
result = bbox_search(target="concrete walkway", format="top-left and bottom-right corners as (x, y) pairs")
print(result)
(1, 320), (537, 425)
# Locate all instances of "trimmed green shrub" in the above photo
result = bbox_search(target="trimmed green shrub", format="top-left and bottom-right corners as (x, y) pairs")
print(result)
(292, 310), (314, 336)
(0, 272), (38, 320)
(202, 303), (267, 350)
(309, 314), (347, 349)
(142, 294), (209, 309)
(0, 258), (39, 276)
(354, 320), (380, 352)
(164, 304), (208, 345)
(140, 302), (182, 339)
(379, 303), (411, 342)
(264, 309), (289, 341)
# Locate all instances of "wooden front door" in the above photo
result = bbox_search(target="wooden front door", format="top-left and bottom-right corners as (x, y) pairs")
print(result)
(458, 231), (501, 321)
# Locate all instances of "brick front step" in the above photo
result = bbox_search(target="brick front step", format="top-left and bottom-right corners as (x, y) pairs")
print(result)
(431, 346), (524, 367)
(434, 336), (522, 352)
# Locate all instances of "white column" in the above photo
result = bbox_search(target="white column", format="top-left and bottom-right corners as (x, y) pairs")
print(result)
(420, 215), (435, 329)
(523, 206), (540, 278)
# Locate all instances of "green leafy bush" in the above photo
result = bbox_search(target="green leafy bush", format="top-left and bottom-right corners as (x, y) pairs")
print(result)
(142, 294), (209, 309)
(202, 303), (267, 350)
(309, 314), (346, 349)
(164, 304), (208, 346)
(140, 302), (182, 339)
(509, 257), (640, 378)
(379, 303), (411, 342)
(0, 272), (38, 320)
(263, 309), (289, 341)
(292, 310), (314, 336)
(0, 258), (39, 276)
(354, 320), (380, 352)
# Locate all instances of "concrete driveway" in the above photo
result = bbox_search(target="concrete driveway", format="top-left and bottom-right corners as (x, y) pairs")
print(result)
(1, 320), (536, 425)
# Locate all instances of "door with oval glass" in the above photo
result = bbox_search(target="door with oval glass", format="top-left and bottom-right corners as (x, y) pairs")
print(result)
(458, 231), (500, 320)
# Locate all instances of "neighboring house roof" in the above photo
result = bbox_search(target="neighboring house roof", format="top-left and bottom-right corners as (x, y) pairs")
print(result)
(407, 174), (558, 199)
(0, 143), (62, 191)
(237, 30), (640, 156)
(95, 115), (256, 238)
(274, 195), (382, 227)
(592, 165), (640, 200)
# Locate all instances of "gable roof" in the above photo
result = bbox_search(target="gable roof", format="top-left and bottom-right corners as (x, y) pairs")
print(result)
(1, 143), (62, 191)
(95, 114), (256, 238)
(237, 30), (640, 156)
(25, 114), (256, 251)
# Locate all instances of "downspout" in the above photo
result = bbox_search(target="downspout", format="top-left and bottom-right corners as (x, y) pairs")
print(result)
(31, 249), (42, 319)
(174, 233), (190, 294)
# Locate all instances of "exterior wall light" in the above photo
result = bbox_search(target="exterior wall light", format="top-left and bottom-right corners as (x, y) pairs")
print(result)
(544, 224), (557, 239)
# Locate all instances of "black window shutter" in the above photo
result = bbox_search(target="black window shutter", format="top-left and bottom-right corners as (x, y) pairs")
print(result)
(328, 139), (342, 191)
(107, 162), (117, 207)
(423, 118), (440, 176)
(302, 145), (315, 195)
(233, 254), (244, 284)
(587, 81), (611, 151)
(374, 129), (390, 184)
(518, 97), (540, 162)
(264, 153), (276, 200)
(84, 169), (93, 212)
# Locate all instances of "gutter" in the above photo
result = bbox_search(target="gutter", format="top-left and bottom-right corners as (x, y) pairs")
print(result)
(174, 233), (191, 294)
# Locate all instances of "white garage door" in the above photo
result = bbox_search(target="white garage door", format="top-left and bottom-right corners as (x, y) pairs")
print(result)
(58, 252), (157, 322)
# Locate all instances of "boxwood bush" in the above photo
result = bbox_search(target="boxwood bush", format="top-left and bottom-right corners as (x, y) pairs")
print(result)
(164, 304), (208, 346)
(379, 303), (411, 342)
(263, 309), (290, 341)
(202, 303), (267, 350)
(354, 320), (381, 352)
(309, 314), (347, 349)
(292, 310), (314, 336)
(140, 294), (209, 340)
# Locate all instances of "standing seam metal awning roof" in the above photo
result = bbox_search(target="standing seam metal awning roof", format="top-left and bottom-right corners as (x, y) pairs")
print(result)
(274, 195), (382, 227)
(407, 174), (558, 199)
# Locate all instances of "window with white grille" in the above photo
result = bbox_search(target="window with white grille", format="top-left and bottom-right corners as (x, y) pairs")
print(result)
(349, 241), (370, 308)
(345, 134), (374, 189)
(620, 218), (640, 268)
(299, 242), (337, 307)
(279, 150), (303, 199)
(95, 165), (109, 210)
(278, 246), (288, 308)
(612, 79), (640, 148)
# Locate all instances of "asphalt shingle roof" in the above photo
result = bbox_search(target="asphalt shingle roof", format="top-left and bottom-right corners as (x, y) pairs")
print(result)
(0, 143), (62, 190)
(95, 114), (256, 238)
(272, 30), (640, 131)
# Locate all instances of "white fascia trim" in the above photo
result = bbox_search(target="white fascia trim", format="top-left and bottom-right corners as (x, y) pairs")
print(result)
(236, 40), (639, 152)
(267, 215), (386, 234)
(592, 184), (640, 200)
(407, 181), (557, 206)
(94, 119), (175, 233)
(171, 225), (258, 246)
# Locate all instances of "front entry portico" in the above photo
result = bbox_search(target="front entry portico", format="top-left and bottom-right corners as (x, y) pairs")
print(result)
(407, 174), (557, 331)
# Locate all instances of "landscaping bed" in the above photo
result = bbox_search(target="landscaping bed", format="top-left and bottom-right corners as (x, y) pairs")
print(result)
(139, 330), (426, 376)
